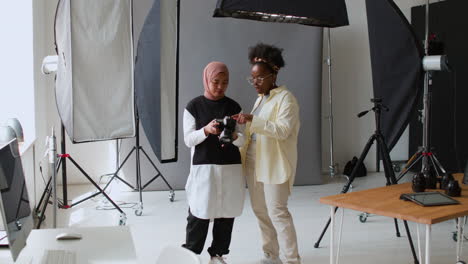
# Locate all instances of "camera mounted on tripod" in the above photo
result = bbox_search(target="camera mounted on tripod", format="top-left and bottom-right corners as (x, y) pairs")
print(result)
(215, 116), (236, 144)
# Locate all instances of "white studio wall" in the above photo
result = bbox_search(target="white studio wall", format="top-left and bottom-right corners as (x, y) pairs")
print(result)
(121, 0), (323, 189)
(0, 1), (35, 145)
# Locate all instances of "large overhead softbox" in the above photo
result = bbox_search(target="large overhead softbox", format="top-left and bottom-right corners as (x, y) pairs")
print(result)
(366, 0), (424, 151)
(55, 0), (135, 143)
(134, 0), (179, 162)
(213, 0), (349, 27)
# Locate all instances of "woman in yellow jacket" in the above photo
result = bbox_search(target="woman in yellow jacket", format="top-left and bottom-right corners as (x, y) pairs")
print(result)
(233, 43), (301, 264)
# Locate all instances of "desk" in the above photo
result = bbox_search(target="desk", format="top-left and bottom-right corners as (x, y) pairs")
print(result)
(320, 174), (468, 264)
(12, 226), (137, 264)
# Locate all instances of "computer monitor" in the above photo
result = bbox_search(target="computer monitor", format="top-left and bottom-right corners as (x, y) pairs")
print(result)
(0, 139), (33, 261)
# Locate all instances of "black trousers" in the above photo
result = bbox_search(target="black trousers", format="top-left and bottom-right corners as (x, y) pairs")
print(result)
(182, 209), (235, 257)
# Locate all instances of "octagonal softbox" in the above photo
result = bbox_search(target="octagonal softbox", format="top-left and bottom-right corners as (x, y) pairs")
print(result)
(213, 0), (349, 28)
(54, 0), (136, 143)
(366, 0), (424, 151)
(134, 0), (179, 162)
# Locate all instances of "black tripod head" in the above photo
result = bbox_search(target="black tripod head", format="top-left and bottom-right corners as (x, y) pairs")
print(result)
(357, 98), (389, 118)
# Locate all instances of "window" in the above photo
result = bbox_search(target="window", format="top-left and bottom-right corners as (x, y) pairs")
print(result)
(0, 2), (35, 144)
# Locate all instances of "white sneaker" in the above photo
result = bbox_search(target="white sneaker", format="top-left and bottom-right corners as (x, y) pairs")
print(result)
(209, 256), (227, 264)
(260, 253), (283, 264)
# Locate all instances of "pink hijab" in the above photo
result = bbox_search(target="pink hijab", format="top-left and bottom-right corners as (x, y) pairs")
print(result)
(203, 61), (229, 100)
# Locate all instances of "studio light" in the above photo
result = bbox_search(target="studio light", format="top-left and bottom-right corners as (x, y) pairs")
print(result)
(54, 0), (136, 143)
(4, 118), (23, 143)
(0, 126), (16, 145)
(422, 55), (450, 72)
(134, 0), (179, 163)
(366, 0), (424, 153)
(213, 0), (349, 27)
(50, 0), (178, 217)
(41, 55), (58, 75)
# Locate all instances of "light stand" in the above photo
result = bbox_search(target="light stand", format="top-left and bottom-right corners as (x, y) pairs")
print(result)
(101, 111), (175, 217)
(421, 0), (442, 179)
(325, 28), (338, 178)
(49, 128), (57, 228)
(41, 55), (69, 206)
(35, 130), (128, 229)
(60, 125), (68, 207)
(396, 0), (448, 183)
(325, 28), (350, 182)
(36, 56), (127, 228)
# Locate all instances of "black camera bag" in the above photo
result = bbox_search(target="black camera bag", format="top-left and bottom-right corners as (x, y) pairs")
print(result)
(343, 156), (367, 177)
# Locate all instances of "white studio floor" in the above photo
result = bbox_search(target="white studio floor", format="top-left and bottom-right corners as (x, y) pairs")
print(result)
(29, 173), (468, 263)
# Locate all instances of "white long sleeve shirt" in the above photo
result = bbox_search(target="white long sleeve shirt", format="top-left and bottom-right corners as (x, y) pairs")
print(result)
(183, 96), (245, 219)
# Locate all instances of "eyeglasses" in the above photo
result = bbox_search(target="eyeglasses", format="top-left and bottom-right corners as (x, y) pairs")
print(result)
(246, 74), (272, 85)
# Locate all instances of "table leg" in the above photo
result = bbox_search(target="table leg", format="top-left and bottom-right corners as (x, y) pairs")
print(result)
(417, 223), (422, 262)
(457, 217), (464, 262)
(425, 224), (431, 264)
(330, 206), (335, 264)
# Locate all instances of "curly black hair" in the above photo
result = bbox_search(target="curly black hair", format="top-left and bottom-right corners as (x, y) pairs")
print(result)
(248, 43), (285, 73)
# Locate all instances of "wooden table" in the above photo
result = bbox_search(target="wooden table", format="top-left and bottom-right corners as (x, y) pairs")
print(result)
(320, 174), (468, 264)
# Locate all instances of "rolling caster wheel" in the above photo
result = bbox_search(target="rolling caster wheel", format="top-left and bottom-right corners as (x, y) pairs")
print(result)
(35, 212), (45, 221)
(134, 202), (143, 216)
(169, 190), (175, 202)
(452, 231), (467, 242)
(15, 220), (22, 230)
(119, 213), (127, 226)
(359, 213), (368, 223)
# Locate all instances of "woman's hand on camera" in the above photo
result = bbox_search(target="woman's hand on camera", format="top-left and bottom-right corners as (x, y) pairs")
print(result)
(232, 113), (253, 124)
(204, 119), (220, 136)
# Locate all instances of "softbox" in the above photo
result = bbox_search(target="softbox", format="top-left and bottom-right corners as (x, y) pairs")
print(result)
(213, 0), (349, 27)
(134, 0), (179, 163)
(55, 0), (136, 143)
(366, 0), (424, 151)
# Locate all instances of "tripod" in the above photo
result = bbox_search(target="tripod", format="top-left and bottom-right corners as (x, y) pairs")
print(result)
(101, 114), (175, 216)
(314, 98), (419, 264)
(35, 129), (127, 229)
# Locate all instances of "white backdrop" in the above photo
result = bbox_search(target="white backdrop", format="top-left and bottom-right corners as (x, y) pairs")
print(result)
(121, 0), (323, 190)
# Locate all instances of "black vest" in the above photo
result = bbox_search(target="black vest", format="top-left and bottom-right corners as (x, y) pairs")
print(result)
(186, 96), (242, 165)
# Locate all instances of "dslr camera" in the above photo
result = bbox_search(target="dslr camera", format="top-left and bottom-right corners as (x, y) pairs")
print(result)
(215, 116), (236, 144)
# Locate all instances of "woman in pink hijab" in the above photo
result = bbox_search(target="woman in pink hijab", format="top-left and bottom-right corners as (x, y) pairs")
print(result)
(182, 62), (245, 264)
